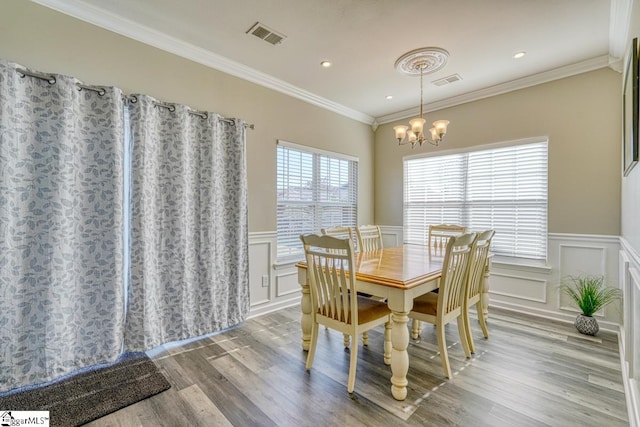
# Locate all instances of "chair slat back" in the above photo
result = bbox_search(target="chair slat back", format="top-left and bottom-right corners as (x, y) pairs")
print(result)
(439, 232), (476, 316)
(466, 229), (495, 301)
(356, 225), (383, 252)
(322, 226), (357, 252)
(301, 234), (357, 326)
(429, 224), (466, 254)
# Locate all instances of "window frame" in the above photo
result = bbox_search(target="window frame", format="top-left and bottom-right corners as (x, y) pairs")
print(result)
(276, 140), (358, 263)
(403, 137), (549, 261)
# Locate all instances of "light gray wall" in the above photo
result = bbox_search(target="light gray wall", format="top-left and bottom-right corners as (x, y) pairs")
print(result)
(0, 0), (375, 233)
(374, 68), (621, 236)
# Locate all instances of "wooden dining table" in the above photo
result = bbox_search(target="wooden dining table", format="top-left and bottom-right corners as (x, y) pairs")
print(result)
(296, 244), (435, 400)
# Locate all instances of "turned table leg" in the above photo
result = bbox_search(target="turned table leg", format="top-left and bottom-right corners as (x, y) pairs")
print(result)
(300, 282), (312, 351)
(390, 311), (410, 400)
(481, 257), (492, 319)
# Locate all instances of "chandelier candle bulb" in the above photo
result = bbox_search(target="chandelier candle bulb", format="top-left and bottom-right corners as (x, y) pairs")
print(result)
(410, 117), (426, 134)
(433, 120), (449, 135)
(394, 125), (408, 141)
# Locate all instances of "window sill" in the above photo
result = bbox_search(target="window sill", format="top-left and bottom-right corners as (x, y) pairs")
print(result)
(273, 257), (304, 270)
(491, 255), (552, 274)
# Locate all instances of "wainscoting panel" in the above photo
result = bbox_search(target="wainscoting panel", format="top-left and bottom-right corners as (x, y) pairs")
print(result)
(248, 231), (301, 319)
(487, 234), (621, 330)
(247, 232), (622, 331)
(558, 244), (607, 313)
(248, 235), (272, 308)
(375, 229), (622, 330)
(490, 273), (547, 303)
(380, 226), (403, 248)
(275, 270), (299, 298)
(620, 239), (640, 427)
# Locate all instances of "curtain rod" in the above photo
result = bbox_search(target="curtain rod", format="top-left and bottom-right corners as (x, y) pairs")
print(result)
(15, 68), (255, 130)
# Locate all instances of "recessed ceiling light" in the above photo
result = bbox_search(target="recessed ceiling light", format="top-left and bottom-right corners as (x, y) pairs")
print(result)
(385, 95), (393, 100)
(513, 51), (526, 59)
(320, 61), (332, 68)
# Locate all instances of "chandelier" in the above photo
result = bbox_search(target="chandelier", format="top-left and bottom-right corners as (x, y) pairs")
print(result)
(393, 48), (450, 148)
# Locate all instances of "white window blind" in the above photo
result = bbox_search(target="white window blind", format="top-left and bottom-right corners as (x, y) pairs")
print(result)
(404, 140), (548, 260)
(277, 141), (358, 261)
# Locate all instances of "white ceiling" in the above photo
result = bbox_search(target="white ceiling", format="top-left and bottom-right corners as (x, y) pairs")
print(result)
(34, 0), (631, 125)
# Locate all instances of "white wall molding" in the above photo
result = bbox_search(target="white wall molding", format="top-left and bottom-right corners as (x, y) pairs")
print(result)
(619, 237), (640, 427)
(376, 56), (612, 125)
(32, 0), (618, 129)
(489, 299), (620, 333)
(609, 0), (633, 60)
(489, 273), (547, 303)
(549, 233), (621, 244)
(248, 231), (301, 318)
(490, 233), (621, 327)
(379, 225), (403, 248)
(31, 0), (374, 125)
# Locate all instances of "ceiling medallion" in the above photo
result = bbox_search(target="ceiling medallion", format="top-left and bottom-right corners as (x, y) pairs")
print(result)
(394, 47), (449, 77)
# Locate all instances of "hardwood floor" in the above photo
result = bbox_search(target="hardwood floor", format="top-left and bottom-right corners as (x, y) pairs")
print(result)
(87, 307), (629, 426)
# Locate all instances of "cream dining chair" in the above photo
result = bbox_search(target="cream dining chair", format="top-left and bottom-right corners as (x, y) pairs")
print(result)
(356, 225), (383, 253)
(463, 229), (495, 353)
(300, 234), (392, 393)
(321, 226), (359, 344)
(428, 224), (466, 255)
(322, 226), (357, 251)
(409, 232), (476, 379)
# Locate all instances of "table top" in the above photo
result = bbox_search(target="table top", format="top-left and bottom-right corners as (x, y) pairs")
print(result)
(297, 244), (444, 290)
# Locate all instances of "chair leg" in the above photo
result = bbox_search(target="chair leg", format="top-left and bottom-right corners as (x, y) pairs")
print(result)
(347, 334), (359, 393)
(457, 315), (471, 358)
(477, 301), (489, 339)
(463, 304), (476, 354)
(383, 321), (392, 365)
(411, 318), (421, 339)
(362, 331), (369, 347)
(436, 322), (452, 379)
(306, 322), (320, 370)
(343, 333), (350, 347)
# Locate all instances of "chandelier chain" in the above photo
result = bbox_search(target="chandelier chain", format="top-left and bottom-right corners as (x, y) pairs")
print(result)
(419, 64), (424, 119)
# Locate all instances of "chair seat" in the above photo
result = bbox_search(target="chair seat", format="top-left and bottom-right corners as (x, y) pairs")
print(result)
(356, 296), (391, 324)
(412, 292), (438, 316)
(317, 296), (390, 324)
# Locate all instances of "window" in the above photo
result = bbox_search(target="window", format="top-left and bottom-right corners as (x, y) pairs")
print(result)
(277, 140), (358, 261)
(404, 139), (548, 260)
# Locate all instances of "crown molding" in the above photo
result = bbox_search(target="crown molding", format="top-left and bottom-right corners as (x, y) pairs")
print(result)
(609, 0), (633, 60)
(30, 0), (622, 129)
(31, 0), (375, 125)
(376, 55), (612, 125)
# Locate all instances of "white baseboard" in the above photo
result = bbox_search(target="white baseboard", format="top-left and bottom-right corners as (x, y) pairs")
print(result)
(489, 299), (620, 333)
(247, 296), (300, 319)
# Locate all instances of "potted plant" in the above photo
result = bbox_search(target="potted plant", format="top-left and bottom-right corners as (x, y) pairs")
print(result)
(560, 275), (621, 336)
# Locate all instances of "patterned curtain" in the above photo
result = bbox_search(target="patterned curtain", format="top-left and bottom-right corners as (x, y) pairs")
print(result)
(124, 95), (249, 351)
(0, 61), (125, 392)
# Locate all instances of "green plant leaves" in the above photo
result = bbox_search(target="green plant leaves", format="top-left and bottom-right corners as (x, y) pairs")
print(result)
(560, 275), (621, 317)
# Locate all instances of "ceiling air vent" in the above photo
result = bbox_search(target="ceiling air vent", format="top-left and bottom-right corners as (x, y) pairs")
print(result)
(432, 74), (462, 86)
(246, 22), (286, 45)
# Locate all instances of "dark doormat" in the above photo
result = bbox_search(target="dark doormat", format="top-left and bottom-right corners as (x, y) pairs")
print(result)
(0, 352), (171, 426)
